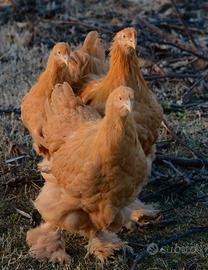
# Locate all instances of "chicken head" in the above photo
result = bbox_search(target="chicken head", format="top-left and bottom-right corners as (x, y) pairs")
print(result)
(113, 27), (137, 51)
(50, 42), (70, 66)
(105, 86), (134, 117)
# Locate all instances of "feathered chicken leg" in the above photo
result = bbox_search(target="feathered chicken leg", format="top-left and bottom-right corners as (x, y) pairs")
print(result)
(86, 231), (127, 261)
(27, 200), (129, 262)
(129, 199), (158, 221)
(126, 145), (158, 228)
(60, 210), (130, 260)
(86, 209), (132, 261)
(26, 223), (70, 264)
(125, 198), (158, 230)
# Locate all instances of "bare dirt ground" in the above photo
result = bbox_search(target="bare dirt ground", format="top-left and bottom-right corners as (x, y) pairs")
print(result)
(0, 0), (208, 269)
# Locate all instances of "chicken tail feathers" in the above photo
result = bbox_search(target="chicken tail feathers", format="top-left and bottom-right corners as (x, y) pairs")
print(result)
(45, 82), (77, 118)
(42, 82), (81, 154)
(82, 31), (105, 64)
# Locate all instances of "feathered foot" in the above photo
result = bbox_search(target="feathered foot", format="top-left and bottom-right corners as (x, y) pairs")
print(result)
(131, 204), (158, 222)
(26, 223), (71, 264)
(86, 231), (132, 261)
(125, 199), (159, 229)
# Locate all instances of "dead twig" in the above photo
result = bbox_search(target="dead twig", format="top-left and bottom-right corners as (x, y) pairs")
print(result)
(158, 23), (205, 35)
(163, 102), (208, 113)
(162, 160), (183, 176)
(131, 226), (208, 269)
(140, 178), (189, 201)
(15, 208), (31, 219)
(155, 155), (208, 169)
(147, 17), (206, 34)
(5, 155), (25, 164)
(43, 18), (114, 34)
(144, 74), (198, 81)
(162, 160), (191, 185)
(0, 107), (21, 114)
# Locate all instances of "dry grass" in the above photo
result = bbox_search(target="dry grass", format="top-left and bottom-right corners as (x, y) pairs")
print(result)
(0, 1), (208, 269)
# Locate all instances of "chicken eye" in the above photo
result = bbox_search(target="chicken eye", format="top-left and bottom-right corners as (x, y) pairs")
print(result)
(57, 51), (61, 55)
(119, 96), (122, 101)
(122, 34), (126, 38)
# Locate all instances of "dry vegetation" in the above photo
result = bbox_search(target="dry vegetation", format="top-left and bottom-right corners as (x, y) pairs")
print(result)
(0, 0), (208, 269)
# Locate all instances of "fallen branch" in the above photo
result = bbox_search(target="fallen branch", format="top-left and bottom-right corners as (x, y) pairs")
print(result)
(131, 226), (208, 269)
(144, 73), (198, 81)
(43, 18), (114, 34)
(0, 107), (21, 114)
(163, 102), (208, 113)
(157, 22), (205, 35)
(138, 17), (208, 61)
(155, 154), (208, 169)
(148, 18), (206, 34)
(140, 178), (189, 201)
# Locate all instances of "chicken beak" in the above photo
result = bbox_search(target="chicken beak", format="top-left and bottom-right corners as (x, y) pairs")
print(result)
(128, 38), (137, 49)
(124, 98), (132, 112)
(62, 54), (70, 65)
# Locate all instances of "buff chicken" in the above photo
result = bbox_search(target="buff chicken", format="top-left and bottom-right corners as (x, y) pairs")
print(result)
(26, 82), (148, 263)
(80, 27), (163, 162)
(21, 42), (71, 157)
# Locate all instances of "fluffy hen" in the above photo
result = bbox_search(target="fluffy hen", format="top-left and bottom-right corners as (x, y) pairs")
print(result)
(26, 83), (148, 263)
(80, 27), (163, 160)
(21, 42), (71, 157)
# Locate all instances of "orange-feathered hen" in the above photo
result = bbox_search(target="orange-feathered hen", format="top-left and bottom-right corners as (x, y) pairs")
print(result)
(21, 43), (71, 157)
(26, 82), (148, 263)
(80, 27), (163, 160)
